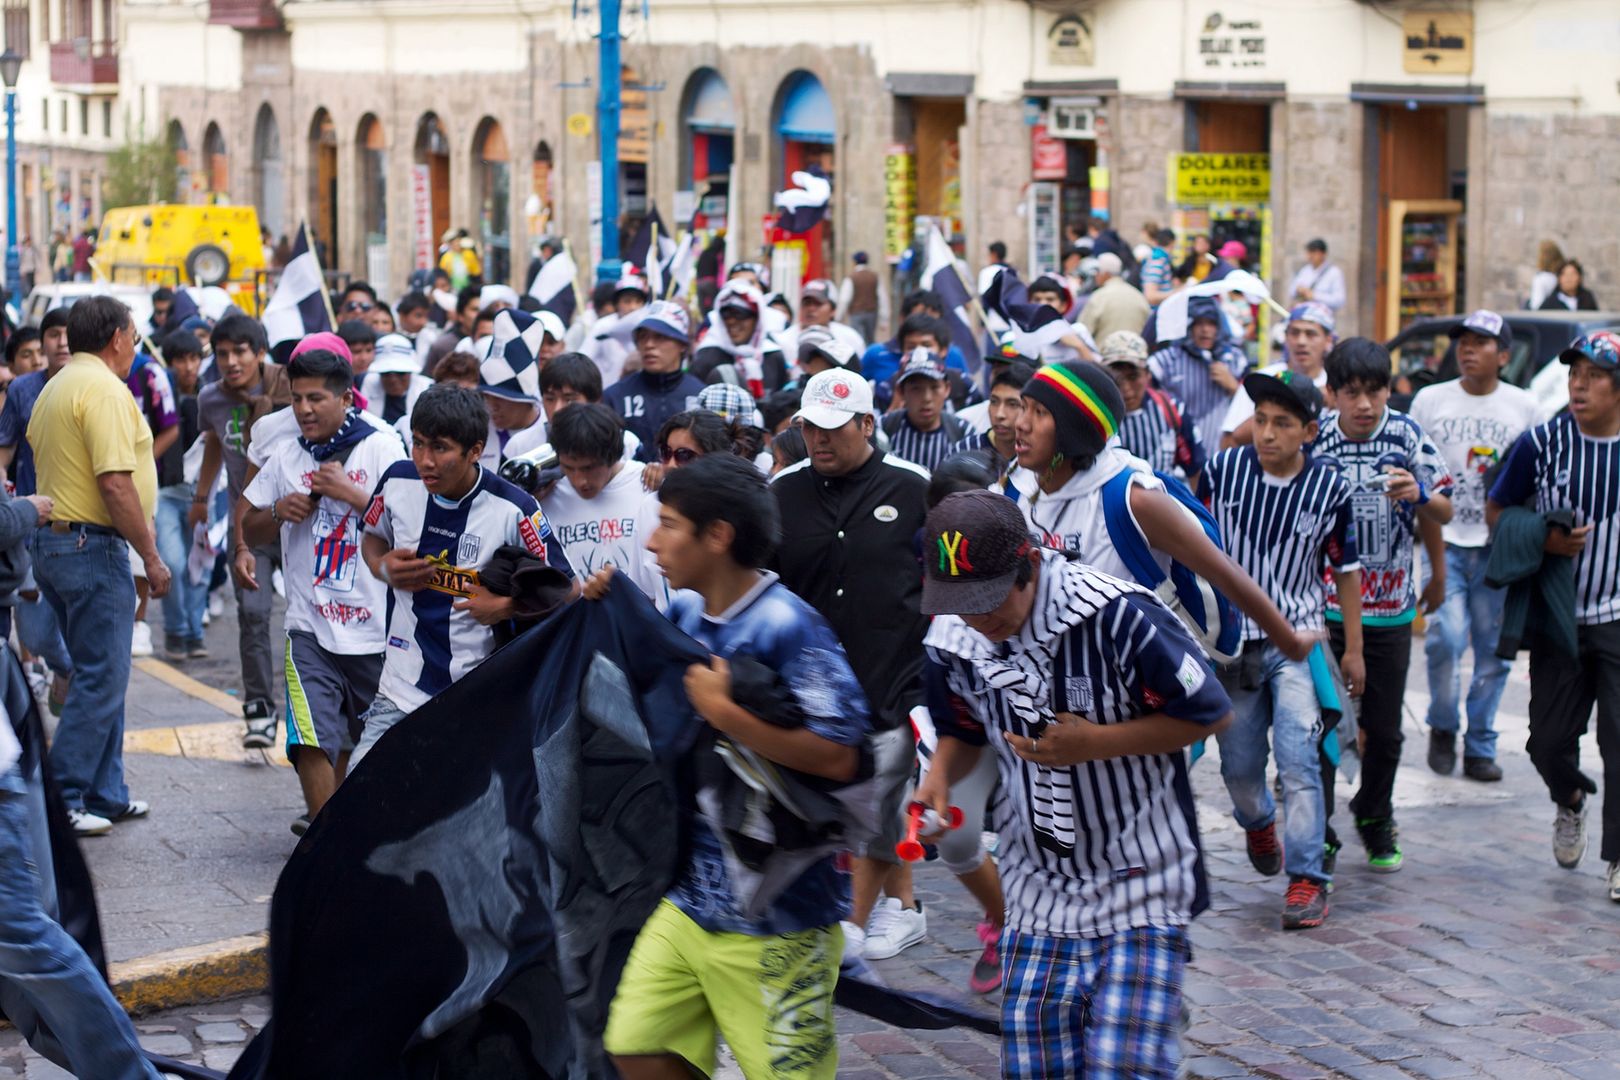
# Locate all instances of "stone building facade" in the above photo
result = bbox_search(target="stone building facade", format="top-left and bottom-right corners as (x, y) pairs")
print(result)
(87, 0), (1620, 342)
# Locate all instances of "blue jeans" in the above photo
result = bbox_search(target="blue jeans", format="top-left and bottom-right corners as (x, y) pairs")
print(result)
(1217, 642), (1328, 882)
(30, 527), (136, 815)
(0, 770), (158, 1079)
(155, 485), (208, 643)
(13, 580), (72, 678)
(1424, 544), (1511, 761)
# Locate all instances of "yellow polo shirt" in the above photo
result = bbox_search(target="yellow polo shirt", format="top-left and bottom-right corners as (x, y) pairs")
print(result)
(27, 353), (157, 527)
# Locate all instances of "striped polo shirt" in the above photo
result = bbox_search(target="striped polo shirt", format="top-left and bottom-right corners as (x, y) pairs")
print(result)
(1490, 413), (1620, 625)
(1147, 340), (1249, 455)
(1117, 388), (1206, 480)
(881, 411), (967, 474)
(926, 553), (1231, 939)
(1200, 446), (1360, 640)
(1312, 407), (1452, 626)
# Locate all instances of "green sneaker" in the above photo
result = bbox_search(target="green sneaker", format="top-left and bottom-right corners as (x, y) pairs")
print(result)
(1321, 839), (1340, 891)
(1356, 816), (1403, 873)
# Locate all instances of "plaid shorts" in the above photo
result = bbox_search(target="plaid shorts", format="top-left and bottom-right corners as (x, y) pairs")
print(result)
(1001, 925), (1188, 1079)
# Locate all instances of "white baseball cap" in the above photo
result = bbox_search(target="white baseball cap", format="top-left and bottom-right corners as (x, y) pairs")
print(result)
(535, 309), (566, 343)
(794, 369), (874, 429)
(369, 333), (420, 374)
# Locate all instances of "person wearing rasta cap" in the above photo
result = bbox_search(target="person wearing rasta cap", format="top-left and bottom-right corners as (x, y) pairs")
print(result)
(1008, 360), (1319, 661)
(881, 348), (971, 473)
(1487, 330), (1620, 901)
(1104, 330), (1204, 487)
(1410, 309), (1540, 784)
(1199, 369), (1361, 930)
(1221, 300), (1335, 450)
(773, 368), (933, 963)
(919, 489), (1231, 1077)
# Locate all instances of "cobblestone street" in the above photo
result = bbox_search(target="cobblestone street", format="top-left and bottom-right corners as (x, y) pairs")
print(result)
(0, 638), (1615, 1078)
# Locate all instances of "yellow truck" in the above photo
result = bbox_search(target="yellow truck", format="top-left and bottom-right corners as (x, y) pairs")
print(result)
(93, 204), (267, 313)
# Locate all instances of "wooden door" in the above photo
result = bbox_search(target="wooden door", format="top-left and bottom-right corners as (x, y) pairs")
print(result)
(1374, 106), (1449, 336)
(1193, 102), (1269, 153)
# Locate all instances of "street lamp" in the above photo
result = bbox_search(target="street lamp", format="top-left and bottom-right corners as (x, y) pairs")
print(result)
(0, 49), (21, 319)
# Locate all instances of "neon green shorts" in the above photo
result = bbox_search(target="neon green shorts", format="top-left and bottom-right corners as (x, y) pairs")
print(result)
(604, 899), (842, 1078)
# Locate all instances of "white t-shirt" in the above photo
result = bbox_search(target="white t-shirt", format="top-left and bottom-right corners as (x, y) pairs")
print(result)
(242, 428), (406, 653)
(247, 408), (400, 470)
(1222, 362), (1328, 434)
(1408, 378), (1543, 547)
(541, 461), (664, 596)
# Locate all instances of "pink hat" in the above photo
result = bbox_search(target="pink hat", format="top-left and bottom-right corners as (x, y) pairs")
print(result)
(290, 332), (353, 366)
(1217, 240), (1248, 262)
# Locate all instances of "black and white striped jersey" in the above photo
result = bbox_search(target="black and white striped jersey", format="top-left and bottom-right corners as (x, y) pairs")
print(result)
(1200, 447), (1360, 640)
(1490, 413), (1620, 625)
(926, 554), (1230, 939)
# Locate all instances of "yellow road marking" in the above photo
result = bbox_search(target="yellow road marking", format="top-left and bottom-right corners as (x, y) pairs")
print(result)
(125, 720), (290, 767)
(133, 657), (243, 716)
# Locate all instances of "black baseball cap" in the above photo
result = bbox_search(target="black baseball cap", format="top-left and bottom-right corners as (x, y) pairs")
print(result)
(1243, 370), (1323, 423)
(921, 491), (1036, 616)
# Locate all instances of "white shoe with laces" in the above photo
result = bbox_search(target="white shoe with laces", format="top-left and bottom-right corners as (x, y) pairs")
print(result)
(863, 897), (926, 960)
(1554, 801), (1588, 869)
(839, 921), (866, 964)
(68, 808), (112, 836)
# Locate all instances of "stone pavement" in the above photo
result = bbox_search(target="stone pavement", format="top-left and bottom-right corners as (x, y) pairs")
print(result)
(3, 604), (1618, 1076)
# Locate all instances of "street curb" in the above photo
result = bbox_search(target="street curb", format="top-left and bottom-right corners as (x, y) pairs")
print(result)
(110, 933), (269, 1015)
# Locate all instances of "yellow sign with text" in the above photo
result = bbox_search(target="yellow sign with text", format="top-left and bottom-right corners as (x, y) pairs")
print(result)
(883, 146), (915, 263)
(1167, 153), (1271, 204)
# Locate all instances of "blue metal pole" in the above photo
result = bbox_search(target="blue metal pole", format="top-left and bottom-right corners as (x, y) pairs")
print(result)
(4, 89), (17, 315)
(595, 0), (622, 284)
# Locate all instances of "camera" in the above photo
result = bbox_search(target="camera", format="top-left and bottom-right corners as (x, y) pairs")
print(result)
(498, 443), (561, 493)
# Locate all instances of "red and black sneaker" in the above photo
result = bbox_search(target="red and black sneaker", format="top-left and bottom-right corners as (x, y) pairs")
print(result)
(1281, 875), (1329, 930)
(1245, 822), (1283, 876)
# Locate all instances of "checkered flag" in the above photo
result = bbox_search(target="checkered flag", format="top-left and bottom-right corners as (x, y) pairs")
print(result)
(478, 309), (544, 402)
(263, 223), (333, 355)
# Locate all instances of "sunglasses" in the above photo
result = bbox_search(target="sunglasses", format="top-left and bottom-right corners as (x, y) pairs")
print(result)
(343, 301), (376, 313)
(659, 446), (699, 466)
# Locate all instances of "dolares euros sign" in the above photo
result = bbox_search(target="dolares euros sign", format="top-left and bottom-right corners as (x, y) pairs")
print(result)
(1167, 152), (1271, 204)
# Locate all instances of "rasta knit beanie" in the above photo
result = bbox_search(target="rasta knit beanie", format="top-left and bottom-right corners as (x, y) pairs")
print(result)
(1021, 360), (1125, 461)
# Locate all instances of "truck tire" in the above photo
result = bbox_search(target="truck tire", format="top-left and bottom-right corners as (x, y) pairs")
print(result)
(185, 244), (231, 286)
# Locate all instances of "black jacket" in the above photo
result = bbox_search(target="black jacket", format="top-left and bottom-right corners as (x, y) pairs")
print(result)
(1538, 288), (1599, 312)
(770, 451), (930, 731)
(601, 368), (706, 462)
(690, 344), (788, 395)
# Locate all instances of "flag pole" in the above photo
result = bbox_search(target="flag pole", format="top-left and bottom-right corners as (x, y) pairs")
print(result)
(306, 220), (338, 332)
(561, 237), (588, 320)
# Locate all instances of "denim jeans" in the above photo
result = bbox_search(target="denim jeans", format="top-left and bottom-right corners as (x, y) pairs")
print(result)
(1424, 544), (1511, 761)
(350, 694), (407, 770)
(0, 770), (159, 1079)
(30, 527), (137, 815)
(1216, 642), (1328, 882)
(13, 581), (72, 678)
(155, 485), (208, 643)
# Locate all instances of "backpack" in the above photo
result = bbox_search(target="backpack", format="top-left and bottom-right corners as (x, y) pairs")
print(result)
(1100, 467), (1242, 663)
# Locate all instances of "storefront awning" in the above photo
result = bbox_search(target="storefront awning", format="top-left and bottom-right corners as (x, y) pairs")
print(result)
(1174, 80), (1286, 101)
(1350, 82), (1484, 105)
(685, 70), (736, 134)
(777, 73), (835, 144)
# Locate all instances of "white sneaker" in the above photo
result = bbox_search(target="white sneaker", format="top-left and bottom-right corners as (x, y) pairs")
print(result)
(271, 568), (286, 598)
(864, 897), (926, 960)
(1554, 801), (1588, 869)
(68, 808), (112, 836)
(839, 920), (866, 964)
(1608, 860), (1620, 904)
(208, 591), (225, 618)
(130, 621), (153, 658)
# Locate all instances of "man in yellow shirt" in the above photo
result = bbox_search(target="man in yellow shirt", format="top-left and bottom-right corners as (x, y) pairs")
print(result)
(27, 296), (171, 836)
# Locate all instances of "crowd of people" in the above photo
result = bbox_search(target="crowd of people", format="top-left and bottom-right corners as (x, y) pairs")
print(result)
(0, 223), (1616, 1080)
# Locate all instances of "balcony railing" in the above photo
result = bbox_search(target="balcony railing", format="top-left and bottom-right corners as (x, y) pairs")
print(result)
(208, 0), (283, 30)
(49, 39), (117, 86)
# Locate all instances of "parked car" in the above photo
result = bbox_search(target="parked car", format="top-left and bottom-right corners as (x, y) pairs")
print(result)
(1386, 310), (1620, 416)
(21, 282), (156, 335)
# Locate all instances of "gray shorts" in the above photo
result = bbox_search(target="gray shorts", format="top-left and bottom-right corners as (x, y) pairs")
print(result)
(283, 630), (383, 765)
(861, 725), (918, 864)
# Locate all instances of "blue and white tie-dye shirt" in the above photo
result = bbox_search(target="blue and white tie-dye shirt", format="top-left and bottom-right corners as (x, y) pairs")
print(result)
(666, 571), (871, 936)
